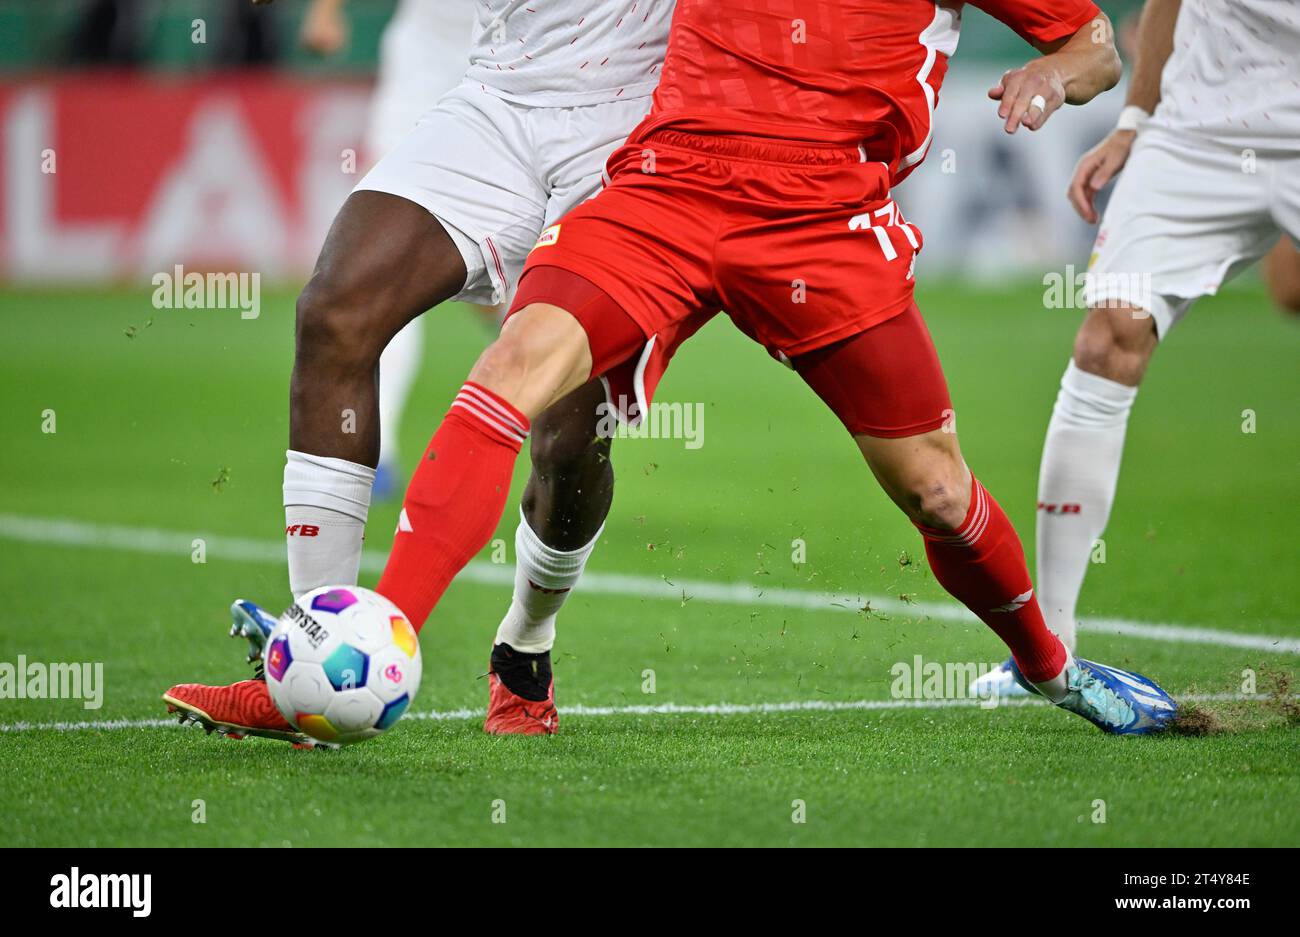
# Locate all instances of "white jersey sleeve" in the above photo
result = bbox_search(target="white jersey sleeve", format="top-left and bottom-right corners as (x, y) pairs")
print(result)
(466, 0), (674, 106)
(1152, 0), (1300, 153)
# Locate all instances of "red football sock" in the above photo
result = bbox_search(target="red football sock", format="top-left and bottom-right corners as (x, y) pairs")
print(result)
(377, 382), (529, 630)
(916, 474), (1066, 683)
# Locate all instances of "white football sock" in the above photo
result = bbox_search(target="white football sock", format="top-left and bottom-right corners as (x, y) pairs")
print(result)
(1035, 360), (1138, 652)
(377, 317), (425, 468)
(283, 450), (376, 598)
(494, 510), (603, 654)
(1031, 647), (1075, 704)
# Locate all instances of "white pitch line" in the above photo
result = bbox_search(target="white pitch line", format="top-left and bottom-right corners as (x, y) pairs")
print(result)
(1, 513), (1297, 654)
(0, 692), (1283, 734)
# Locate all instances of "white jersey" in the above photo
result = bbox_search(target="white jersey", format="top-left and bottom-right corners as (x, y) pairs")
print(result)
(466, 0), (674, 107)
(1152, 0), (1300, 152)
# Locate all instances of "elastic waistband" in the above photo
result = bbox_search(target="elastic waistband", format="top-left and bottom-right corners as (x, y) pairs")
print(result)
(638, 128), (866, 166)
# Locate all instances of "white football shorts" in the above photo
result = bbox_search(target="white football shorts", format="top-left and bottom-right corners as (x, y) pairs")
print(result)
(1084, 128), (1300, 337)
(356, 81), (652, 306)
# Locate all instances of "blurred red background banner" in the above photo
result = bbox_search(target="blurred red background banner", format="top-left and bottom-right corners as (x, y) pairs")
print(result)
(0, 74), (370, 283)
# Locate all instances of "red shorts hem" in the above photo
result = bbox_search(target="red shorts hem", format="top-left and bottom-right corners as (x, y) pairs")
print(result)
(510, 263), (674, 428)
(509, 264), (648, 380)
(851, 415), (949, 439)
(519, 261), (659, 342)
(776, 291), (915, 358)
(791, 302), (952, 439)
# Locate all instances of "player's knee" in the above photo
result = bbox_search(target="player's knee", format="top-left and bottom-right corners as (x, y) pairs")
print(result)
(533, 413), (603, 473)
(910, 475), (970, 531)
(295, 275), (385, 373)
(531, 405), (611, 490)
(468, 306), (590, 403)
(468, 331), (532, 391)
(1073, 306), (1156, 384)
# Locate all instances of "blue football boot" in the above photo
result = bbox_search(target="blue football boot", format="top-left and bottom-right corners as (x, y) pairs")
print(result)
(229, 598), (278, 663)
(1011, 655), (1177, 734)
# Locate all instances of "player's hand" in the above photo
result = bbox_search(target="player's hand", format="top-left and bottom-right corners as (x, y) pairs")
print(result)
(1067, 129), (1136, 224)
(988, 62), (1066, 135)
(299, 0), (349, 56)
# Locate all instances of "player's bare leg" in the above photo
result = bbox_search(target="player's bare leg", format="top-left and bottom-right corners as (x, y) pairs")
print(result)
(965, 303), (1158, 699)
(858, 425), (1174, 733)
(291, 191), (466, 466)
(165, 202), (615, 739)
(485, 379), (615, 735)
(857, 428), (1068, 691)
(1263, 237), (1300, 315)
(375, 302), (613, 629)
(793, 315), (1173, 732)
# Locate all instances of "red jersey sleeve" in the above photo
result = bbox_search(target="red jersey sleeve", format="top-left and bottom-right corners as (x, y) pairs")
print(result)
(969, 0), (1101, 47)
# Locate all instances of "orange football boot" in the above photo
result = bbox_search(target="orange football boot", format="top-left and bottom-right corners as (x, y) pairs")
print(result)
(163, 678), (313, 746)
(484, 643), (559, 735)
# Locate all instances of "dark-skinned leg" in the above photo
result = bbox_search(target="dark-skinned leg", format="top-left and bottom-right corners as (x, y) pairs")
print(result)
(521, 379), (615, 550)
(284, 190), (468, 595)
(290, 190), (468, 464)
(484, 378), (615, 721)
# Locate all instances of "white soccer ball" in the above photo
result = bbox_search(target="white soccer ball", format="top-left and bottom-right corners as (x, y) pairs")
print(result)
(264, 586), (422, 745)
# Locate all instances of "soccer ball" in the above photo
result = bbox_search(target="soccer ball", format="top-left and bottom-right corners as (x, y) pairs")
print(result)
(264, 585), (422, 745)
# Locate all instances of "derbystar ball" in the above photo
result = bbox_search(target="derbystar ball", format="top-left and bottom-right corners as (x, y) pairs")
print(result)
(264, 586), (422, 744)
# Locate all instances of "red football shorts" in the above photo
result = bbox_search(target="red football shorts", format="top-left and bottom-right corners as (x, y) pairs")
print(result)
(509, 127), (951, 438)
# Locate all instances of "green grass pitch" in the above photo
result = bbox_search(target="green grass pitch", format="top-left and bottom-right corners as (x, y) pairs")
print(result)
(0, 280), (1296, 847)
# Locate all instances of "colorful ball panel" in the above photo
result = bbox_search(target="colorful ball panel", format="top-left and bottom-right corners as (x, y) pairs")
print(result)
(376, 694), (410, 731)
(266, 585), (423, 745)
(367, 645), (420, 704)
(322, 643), (369, 691)
(265, 635), (292, 682)
(310, 588), (358, 614)
(295, 712), (338, 742)
(390, 615), (418, 658)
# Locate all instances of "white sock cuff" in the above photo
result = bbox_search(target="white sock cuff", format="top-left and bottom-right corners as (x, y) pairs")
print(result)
(283, 450), (376, 522)
(515, 509), (603, 590)
(1053, 360), (1138, 430)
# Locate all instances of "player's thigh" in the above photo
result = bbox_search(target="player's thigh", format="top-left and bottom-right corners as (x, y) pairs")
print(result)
(469, 302), (600, 420)
(789, 304), (966, 521)
(1085, 132), (1278, 339)
(533, 378), (615, 464)
(356, 85), (550, 308)
(791, 302), (951, 439)
(512, 175), (720, 425)
(300, 190), (469, 356)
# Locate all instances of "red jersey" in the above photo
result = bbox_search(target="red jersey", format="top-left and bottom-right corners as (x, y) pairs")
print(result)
(646, 0), (1100, 184)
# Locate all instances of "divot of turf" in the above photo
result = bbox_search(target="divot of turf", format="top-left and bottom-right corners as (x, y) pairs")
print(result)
(1262, 667), (1300, 725)
(1169, 702), (1225, 736)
